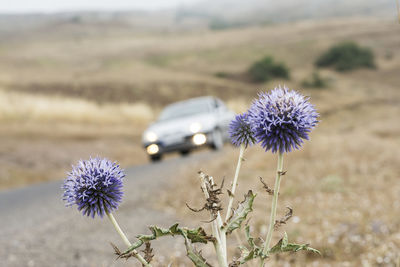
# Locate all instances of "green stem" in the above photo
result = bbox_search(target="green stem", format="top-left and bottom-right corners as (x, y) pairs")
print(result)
(260, 152), (284, 267)
(216, 211), (227, 262)
(225, 144), (245, 222)
(106, 212), (151, 267)
(219, 144), (245, 262)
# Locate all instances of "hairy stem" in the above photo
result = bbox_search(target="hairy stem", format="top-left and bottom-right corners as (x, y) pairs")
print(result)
(260, 152), (284, 267)
(199, 172), (228, 267)
(210, 176), (227, 261)
(220, 144), (245, 261)
(225, 144), (245, 222)
(106, 212), (151, 267)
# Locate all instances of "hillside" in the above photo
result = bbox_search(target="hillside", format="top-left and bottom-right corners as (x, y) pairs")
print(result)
(183, 0), (396, 24)
(0, 5), (399, 265)
(1, 0), (396, 35)
(0, 16), (399, 193)
(0, 17), (398, 105)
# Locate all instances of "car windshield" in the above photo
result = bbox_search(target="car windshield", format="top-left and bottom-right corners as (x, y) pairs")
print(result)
(158, 101), (210, 121)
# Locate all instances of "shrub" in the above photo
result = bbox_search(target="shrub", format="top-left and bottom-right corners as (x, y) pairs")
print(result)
(248, 56), (290, 83)
(301, 72), (328, 89)
(209, 18), (249, 30)
(214, 71), (229, 78)
(315, 42), (375, 71)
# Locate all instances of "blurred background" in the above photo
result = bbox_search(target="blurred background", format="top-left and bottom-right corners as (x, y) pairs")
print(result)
(0, 0), (399, 266)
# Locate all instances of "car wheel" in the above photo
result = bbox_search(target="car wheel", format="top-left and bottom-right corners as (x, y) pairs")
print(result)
(150, 154), (162, 162)
(211, 129), (223, 150)
(180, 150), (190, 157)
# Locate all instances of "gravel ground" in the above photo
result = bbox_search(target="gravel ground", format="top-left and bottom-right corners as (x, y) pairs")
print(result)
(0, 150), (221, 267)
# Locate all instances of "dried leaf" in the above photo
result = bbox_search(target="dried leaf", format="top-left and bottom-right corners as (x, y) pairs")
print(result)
(278, 171), (287, 176)
(227, 189), (234, 197)
(259, 177), (274, 195)
(274, 207), (293, 229)
(191, 172), (224, 222)
(110, 242), (138, 260)
(229, 261), (240, 267)
(141, 242), (154, 264)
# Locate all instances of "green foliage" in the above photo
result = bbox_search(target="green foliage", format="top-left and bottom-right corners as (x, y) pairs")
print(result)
(301, 72), (328, 88)
(248, 56), (290, 83)
(236, 227), (320, 265)
(181, 231), (212, 267)
(121, 223), (213, 256)
(269, 232), (320, 255)
(236, 225), (264, 264)
(315, 42), (375, 71)
(222, 190), (256, 234)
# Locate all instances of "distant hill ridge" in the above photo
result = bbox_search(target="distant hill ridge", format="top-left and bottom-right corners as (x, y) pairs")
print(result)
(0, 0), (396, 34)
(183, 0), (395, 22)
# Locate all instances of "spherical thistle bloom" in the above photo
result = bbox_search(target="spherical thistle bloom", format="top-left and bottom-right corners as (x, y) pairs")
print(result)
(62, 157), (125, 218)
(248, 86), (318, 153)
(228, 112), (256, 148)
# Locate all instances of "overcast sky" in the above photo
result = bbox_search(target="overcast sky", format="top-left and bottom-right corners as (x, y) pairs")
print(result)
(0, 0), (202, 13)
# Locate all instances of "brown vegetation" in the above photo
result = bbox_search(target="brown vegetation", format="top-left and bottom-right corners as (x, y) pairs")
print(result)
(0, 16), (399, 265)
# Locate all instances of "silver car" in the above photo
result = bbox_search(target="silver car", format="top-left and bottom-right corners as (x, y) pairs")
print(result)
(142, 96), (235, 161)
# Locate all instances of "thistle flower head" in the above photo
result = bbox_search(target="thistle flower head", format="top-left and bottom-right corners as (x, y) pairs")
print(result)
(228, 112), (256, 148)
(248, 86), (318, 153)
(62, 157), (125, 218)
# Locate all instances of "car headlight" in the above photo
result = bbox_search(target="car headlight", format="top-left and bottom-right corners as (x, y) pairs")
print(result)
(189, 122), (202, 133)
(144, 131), (158, 142)
(192, 133), (207, 145)
(146, 144), (159, 155)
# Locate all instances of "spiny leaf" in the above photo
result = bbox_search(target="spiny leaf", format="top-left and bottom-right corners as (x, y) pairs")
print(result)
(238, 245), (257, 263)
(182, 232), (212, 267)
(269, 232), (320, 255)
(235, 225), (264, 264)
(244, 225), (255, 248)
(121, 223), (213, 257)
(223, 190), (256, 234)
(137, 224), (180, 242)
(282, 232), (288, 247)
(185, 227), (214, 244)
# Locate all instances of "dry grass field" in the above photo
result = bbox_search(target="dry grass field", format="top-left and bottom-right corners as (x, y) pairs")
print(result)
(160, 92), (400, 265)
(0, 15), (399, 266)
(0, 89), (156, 189)
(148, 18), (400, 266)
(1, 17), (398, 190)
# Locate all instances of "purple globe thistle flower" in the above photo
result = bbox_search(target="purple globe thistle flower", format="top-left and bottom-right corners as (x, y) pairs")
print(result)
(62, 157), (125, 218)
(248, 86), (318, 153)
(228, 113), (256, 148)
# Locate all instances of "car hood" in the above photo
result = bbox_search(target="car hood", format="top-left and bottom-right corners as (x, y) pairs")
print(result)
(144, 113), (217, 138)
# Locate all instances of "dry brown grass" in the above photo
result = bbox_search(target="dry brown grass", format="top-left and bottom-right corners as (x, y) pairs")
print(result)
(153, 17), (400, 265)
(2, 18), (398, 104)
(0, 88), (155, 189)
(159, 87), (400, 266)
(0, 17), (399, 265)
(0, 88), (155, 123)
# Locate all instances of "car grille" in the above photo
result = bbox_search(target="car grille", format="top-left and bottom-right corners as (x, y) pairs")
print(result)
(161, 131), (187, 145)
